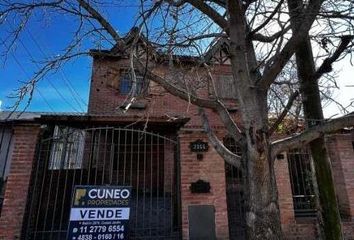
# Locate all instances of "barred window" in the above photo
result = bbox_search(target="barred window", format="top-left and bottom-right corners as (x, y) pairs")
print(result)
(119, 72), (146, 95)
(223, 136), (242, 180)
(223, 136), (246, 239)
(287, 149), (316, 218)
(49, 126), (85, 170)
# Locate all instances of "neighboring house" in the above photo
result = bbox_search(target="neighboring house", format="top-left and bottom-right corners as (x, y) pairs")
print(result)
(0, 30), (354, 240)
(0, 124), (13, 214)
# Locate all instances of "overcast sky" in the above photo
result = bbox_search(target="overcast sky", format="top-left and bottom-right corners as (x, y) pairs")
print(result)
(323, 56), (354, 118)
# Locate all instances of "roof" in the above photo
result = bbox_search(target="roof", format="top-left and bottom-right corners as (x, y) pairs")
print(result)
(90, 27), (228, 64)
(0, 111), (189, 128)
(0, 111), (85, 123)
(0, 111), (42, 122)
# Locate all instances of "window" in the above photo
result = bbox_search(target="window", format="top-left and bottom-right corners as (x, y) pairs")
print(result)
(49, 126), (85, 170)
(287, 149), (316, 218)
(119, 72), (146, 95)
(213, 75), (237, 99)
(223, 136), (246, 239)
(0, 127), (13, 180)
(0, 127), (13, 214)
(223, 136), (242, 180)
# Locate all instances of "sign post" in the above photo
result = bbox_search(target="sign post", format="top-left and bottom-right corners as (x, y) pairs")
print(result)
(67, 185), (131, 240)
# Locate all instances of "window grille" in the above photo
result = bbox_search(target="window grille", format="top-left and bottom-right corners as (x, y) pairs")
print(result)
(287, 149), (317, 218)
(223, 136), (246, 239)
(49, 126), (85, 170)
(119, 73), (146, 95)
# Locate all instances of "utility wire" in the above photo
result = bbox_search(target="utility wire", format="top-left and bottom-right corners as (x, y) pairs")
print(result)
(26, 29), (88, 109)
(8, 51), (56, 112)
(35, 88), (56, 112)
(17, 37), (82, 112)
(5, 21), (82, 112)
(1, 36), (56, 112)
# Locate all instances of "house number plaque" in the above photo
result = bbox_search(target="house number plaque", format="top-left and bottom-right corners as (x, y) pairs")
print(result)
(190, 140), (209, 152)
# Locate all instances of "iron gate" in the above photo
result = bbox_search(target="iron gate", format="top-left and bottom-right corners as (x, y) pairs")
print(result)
(23, 126), (181, 240)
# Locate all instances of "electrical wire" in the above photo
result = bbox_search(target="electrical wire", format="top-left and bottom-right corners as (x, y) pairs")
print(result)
(26, 29), (88, 109)
(7, 51), (56, 112)
(16, 37), (82, 112)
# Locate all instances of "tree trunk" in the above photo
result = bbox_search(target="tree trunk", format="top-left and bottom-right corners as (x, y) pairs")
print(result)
(226, 1), (283, 238)
(243, 131), (283, 240)
(288, 0), (343, 239)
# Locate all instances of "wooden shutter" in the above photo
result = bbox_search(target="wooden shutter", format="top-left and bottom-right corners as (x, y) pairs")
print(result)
(215, 75), (237, 99)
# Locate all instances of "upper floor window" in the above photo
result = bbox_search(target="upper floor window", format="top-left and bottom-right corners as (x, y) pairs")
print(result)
(119, 72), (146, 95)
(211, 75), (237, 99)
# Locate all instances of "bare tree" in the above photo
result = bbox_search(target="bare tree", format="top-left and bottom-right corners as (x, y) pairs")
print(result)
(1, 0), (354, 239)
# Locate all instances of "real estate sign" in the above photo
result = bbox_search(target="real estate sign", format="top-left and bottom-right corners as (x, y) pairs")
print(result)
(67, 185), (131, 240)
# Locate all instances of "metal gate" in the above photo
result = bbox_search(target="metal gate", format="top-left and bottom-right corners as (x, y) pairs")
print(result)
(23, 126), (181, 240)
(224, 137), (246, 240)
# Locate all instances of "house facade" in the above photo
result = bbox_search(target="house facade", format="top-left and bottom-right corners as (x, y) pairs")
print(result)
(0, 37), (354, 240)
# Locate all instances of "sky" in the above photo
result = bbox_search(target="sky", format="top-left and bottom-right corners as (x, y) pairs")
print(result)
(0, 2), (140, 113)
(0, 1), (353, 118)
(324, 57), (354, 118)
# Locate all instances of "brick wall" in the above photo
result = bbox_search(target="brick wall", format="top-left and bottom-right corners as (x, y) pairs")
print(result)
(86, 54), (354, 239)
(343, 222), (354, 240)
(87, 57), (239, 128)
(282, 222), (318, 240)
(0, 124), (41, 240)
(278, 132), (354, 240)
(327, 134), (352, 219)
(275, 153), (296, 225)
(327, 133), (354, 219)
(179, 130), (229, 239)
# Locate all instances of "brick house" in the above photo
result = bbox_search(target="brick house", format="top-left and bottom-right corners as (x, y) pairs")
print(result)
(0, 32), (354, 239)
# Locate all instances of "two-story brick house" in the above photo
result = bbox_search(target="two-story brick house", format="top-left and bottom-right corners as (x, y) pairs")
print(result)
(0, 30), (354, 239)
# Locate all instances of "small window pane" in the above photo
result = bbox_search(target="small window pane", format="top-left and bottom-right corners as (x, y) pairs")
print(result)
(119, 73), (146, 95)
(49, 126), (85, 170)
(120, 73), (132, 95)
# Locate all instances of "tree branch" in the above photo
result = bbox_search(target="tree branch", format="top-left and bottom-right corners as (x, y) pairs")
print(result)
(249, 0), (284, 36)
(251, 26), (290, 43)
(258, 0), (324, 89)
(185, 0), (228, 31)
(134, 59), (219, 109)
(199, 107), (241, 168)
(271, 113), (354, 156)
(313, 35), (354, 81)
(269, 90), (299, 135)
(76, 0), (122, 44)
(202, 63), (243, 141)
